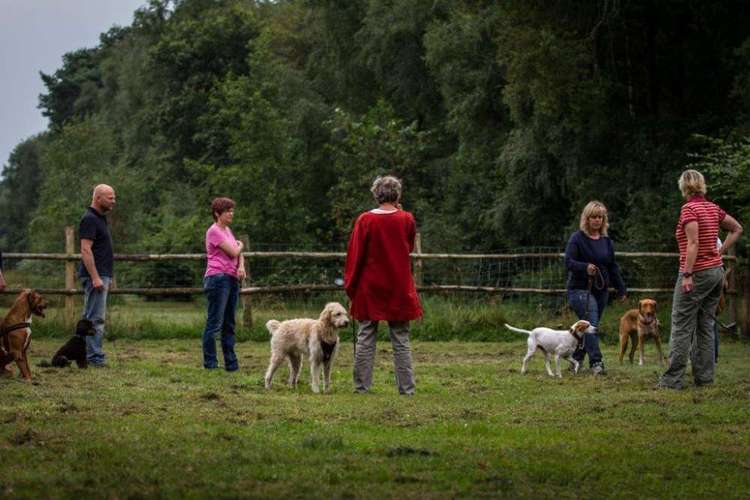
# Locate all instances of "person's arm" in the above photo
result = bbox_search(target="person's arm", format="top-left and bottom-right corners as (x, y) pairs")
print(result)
(237, 252), (247, 282)
(718, 214), (743, 255)
(681, 221), (699, 293)
(344, 216), (367, 299)
(218, 238), (243, 258)
(80, 238), (104, 290)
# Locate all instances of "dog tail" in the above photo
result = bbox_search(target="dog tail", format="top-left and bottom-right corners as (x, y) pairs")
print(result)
(265, 320), (281, 336)
(504, 323), (533, 336)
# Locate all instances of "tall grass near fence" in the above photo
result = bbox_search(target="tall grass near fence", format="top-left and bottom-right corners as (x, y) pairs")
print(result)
(20, 291), (741, 348)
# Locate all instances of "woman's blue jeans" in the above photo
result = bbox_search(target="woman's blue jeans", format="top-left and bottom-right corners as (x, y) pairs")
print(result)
(202, 273), (239, 371)
(567, 288), (608, 367)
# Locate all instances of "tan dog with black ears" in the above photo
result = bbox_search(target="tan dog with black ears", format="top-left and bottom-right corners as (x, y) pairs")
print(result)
(618, 298), (665, 366)
(0, 289), (48, 380)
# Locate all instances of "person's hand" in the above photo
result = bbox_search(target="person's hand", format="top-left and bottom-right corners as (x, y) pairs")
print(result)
(681, 275), (694, 293)
(92, 277), (104, 290)
(238, 268), (247, 282)
(619, 294), (628, 303)
(586, 264), (597, 276)
(0, 272), (6, 291)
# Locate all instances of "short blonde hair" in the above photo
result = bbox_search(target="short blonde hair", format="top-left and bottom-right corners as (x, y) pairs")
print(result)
(678, 169), (707, 198)
(579, 201), (609, 236)
(371, 175), (402, 204)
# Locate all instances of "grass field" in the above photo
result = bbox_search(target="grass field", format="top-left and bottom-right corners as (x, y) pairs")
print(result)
(1, 334), (749, 498)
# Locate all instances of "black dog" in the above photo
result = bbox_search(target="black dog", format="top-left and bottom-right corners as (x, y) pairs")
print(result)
(41, 319), (96, 368)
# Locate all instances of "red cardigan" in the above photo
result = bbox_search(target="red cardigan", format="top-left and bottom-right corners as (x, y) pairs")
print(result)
(344, 209), (423, 321)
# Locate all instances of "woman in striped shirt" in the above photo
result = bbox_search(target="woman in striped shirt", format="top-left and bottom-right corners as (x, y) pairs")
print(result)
(658, 170), (742, 390)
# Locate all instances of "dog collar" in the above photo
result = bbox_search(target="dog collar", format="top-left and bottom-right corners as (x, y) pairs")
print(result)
(569, 329), (584, 346)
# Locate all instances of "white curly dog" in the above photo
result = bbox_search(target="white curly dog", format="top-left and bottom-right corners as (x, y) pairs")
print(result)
(264, 302), (350, 393)
(505, 320), (591, 378)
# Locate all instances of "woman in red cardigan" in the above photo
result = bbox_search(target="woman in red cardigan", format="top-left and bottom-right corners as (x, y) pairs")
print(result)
(344, 176), (422, 395)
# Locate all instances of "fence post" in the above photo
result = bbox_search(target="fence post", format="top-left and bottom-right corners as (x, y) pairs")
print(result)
(414, 232), (423, 286)
(64, 226), (76, 328)
(240, 234), (252, 329)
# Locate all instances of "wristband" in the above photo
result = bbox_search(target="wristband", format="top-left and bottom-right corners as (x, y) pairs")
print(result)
(682, 271), (693, 278)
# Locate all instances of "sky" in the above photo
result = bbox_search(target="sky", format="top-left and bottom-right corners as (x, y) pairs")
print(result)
(0, 0), (147, 170)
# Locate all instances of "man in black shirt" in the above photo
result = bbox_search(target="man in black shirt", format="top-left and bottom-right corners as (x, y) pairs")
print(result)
(79, 184), (116, 367)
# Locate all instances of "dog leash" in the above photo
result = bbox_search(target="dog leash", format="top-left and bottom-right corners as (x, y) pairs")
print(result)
(351, 309), (357, 383)
(583, 267), (606, 320)
(580, 267), (605, 349)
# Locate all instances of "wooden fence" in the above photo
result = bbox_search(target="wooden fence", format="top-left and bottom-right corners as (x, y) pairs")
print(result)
(2, 228), (747, 335)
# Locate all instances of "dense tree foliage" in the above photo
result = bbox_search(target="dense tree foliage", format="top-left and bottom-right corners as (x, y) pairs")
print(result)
(2, 0), (749, 256)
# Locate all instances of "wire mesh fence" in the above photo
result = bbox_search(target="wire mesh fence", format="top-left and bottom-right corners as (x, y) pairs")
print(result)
(6, 244), (693, 293)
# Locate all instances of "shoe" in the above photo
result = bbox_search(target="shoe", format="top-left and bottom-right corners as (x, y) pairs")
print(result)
(591, 363), (606, 376)
(655, 382), (683, 390)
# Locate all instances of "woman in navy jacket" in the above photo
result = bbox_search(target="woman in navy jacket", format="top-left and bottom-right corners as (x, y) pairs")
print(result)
(565, 201), (627, 375)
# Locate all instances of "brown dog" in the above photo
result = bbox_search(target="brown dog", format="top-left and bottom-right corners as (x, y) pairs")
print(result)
(0, 290), (48, 380)
(618, 298), (665, 366)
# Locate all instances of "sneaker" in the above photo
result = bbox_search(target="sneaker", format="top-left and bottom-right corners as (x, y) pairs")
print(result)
(655, 382), (683, 390)
(591, 363), (606, 376)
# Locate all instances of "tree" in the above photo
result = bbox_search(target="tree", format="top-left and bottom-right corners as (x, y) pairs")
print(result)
(0, 136), (46, 251)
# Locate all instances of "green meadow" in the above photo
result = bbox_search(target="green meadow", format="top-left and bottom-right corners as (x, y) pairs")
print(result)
(1, 298), (748, 498)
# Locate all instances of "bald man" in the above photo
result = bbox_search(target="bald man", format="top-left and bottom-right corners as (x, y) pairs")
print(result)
(79, 184), (116, 367)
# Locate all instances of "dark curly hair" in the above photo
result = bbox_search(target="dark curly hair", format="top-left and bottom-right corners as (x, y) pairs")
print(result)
(211, 197), (235, 221)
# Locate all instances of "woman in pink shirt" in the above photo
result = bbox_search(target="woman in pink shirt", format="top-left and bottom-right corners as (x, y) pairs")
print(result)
(202, 197), (246, 371)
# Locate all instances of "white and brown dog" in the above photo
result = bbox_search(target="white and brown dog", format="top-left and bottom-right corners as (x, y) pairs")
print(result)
(505, 320), (591, 378)
(618, 298), (664, 365)
(264, 302), (350, 393)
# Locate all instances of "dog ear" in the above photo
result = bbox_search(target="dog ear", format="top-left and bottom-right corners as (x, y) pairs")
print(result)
(320, 304), (333, 324)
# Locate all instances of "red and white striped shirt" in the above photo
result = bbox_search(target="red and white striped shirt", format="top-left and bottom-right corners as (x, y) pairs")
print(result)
(675, 195), (726, 273)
